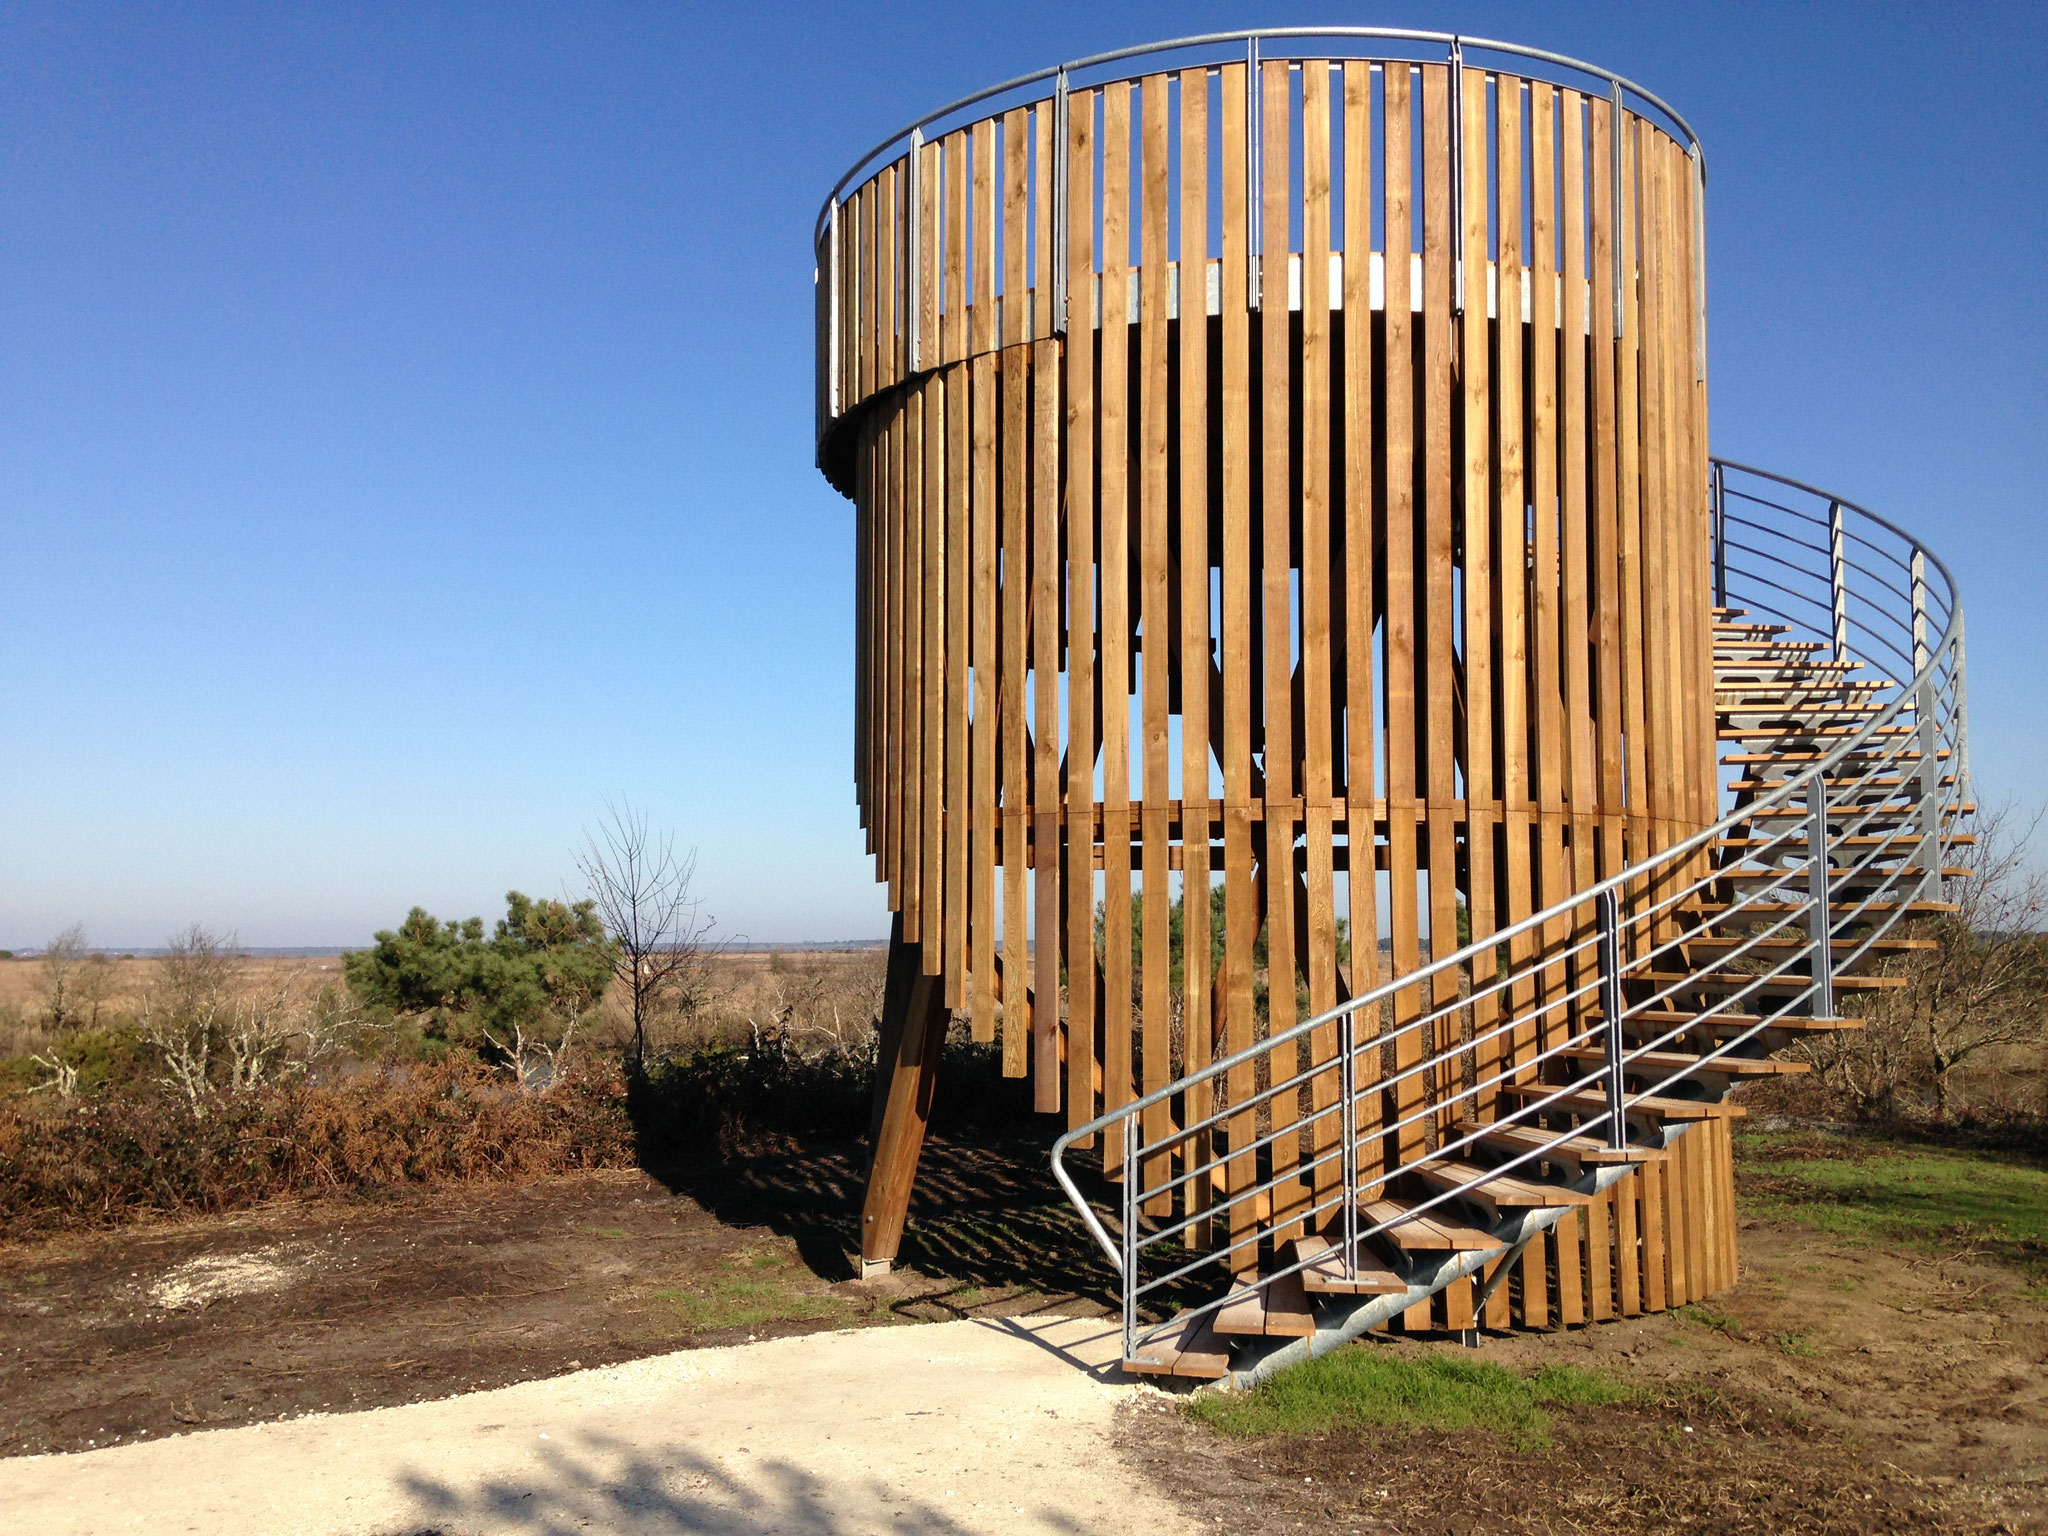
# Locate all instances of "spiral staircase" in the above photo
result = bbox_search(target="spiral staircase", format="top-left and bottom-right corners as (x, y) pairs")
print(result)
(1051, 458), (1970, 1387)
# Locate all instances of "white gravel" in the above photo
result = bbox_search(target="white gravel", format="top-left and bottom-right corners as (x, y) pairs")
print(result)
(0, 1314), (1195, 1535)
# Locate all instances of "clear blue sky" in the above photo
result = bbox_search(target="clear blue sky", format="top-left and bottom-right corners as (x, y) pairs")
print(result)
(3, 2), (2042, 949)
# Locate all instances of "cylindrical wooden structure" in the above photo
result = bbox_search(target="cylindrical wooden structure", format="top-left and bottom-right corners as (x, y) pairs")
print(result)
(816, 41), (1719, 1298)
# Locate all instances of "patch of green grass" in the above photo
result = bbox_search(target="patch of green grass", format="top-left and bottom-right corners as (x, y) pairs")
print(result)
(1777, 1332), (1820, 1357)
(1737, 1131), (2048, 1279)
(1674, 1302), (1742, 1336)
(1186, 1347), (1629, 1451)
(651, 1245), (848, 1335)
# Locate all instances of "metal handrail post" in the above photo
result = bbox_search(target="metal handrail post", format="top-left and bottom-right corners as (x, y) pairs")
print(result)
(1339, 1011), (1359, 1280)
(1712, 462), (1728, 609)
(1916, 672), (1942, 902)
(1807, 778), (1835, 1021)
(1122, 1115), (1139, 1361)
(1595, 890), (1627, 1151)
(1829, 499), (1849, 661)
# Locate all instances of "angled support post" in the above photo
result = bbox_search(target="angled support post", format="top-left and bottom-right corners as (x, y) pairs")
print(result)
(861, 914), (950, 1277)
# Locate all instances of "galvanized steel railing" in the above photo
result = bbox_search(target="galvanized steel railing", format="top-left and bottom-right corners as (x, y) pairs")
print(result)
(1051, 457), (1968, 1368)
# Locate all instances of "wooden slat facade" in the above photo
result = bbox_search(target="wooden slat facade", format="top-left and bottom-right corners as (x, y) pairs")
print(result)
(819, 59), (1721, 1322)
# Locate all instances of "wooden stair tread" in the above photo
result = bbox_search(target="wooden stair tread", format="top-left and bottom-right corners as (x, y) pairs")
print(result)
(1683, 934), (1935, 953)
(1211, 1271), (1316, 1338)
(1289, 1236), (1409, 1296)
(1640, 969), (1910, 992)
(1696, 899), (1954, 916)
(1610, 1006), (1866, 1034)
(1452, 1119), (1665, 1168)
(1498, 1081), (1745, 1121)
(1556, 1044), (1810, 1077)
(1358, 1198), (1502, 1252)
(1411, 1158), (1595, 1210)
(1124, 1310), (1233, 1379)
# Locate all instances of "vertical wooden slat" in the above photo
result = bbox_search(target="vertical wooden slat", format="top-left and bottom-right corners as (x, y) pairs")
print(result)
(944, 359), (970, 1004)
(1176, 64), (1216, 1227)
(1299, 60), (1340, 1201)
(1586, 1180), (1615, 1321)
(1032, 332), (1062, 1107)
(1528, 82), (1572, 1107)
(943, 131), (968, 367)
(1615, 1164), (1643, 1316)
(1555, 1206), (1586, 1327)
(1218, 58), (1257, 1273)
(1032, 101), (1054, 342)
(857, 181), (874, 404)
(970, 119), (999, 1041)
(1063, 91), (1099, 1136)
(921, 364), (946, 976)
(1099, 81), (1135, 1165)
(919, 139), (939, 370)
(1001, 109), (1031, 1076)
(878, 164), (898, 392)
(1589, 97), (1625, 896)
(1138, 73), (1174, 1207)
(881, 412), (899, 899)
(1560, 91), (1597, 942)
(1615, 115), (1648, 886)
(1419, 65), (1457, 1151)
(1460, 64), (1498, 1120)
(1339, 60), (1381, 1187)
(1258, 57), (1303, 1233)
(902, 384), (924, 940)
(1381, 63), (1425, 1183)
(1494, 80), (1538, 1088)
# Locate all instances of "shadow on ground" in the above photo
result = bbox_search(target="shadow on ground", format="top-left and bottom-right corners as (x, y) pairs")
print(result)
(394, 1429), (1092, 1536)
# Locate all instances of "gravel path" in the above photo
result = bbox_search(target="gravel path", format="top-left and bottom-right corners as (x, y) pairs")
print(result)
(0, 1315), (1192, 1535)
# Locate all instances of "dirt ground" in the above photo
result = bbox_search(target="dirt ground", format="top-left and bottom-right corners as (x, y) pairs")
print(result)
(0, 1134), (1105, 1459)
(1118, 1213), (2048, 1535)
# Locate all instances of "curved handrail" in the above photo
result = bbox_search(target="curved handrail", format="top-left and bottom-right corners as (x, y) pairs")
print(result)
(813, 27), (1705, 248)
(1050, 455), (1968, 1363)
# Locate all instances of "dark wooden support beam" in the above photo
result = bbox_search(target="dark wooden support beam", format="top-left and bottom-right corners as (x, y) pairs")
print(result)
(860, 916), (950, 1277)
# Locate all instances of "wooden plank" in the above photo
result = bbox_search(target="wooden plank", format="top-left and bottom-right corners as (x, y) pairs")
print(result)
(1493, 79), (1538, 1089)
(942, 129), (967, 366)
(859, 924), (950, 1270)
(1099, 80), (1135, 1166)
(921, 361), (946, 976)
(1032, 333), (1062, 1106)
(1258, 57), (1303, 1235)
(1218, 59), (1257, 1274)
(1418, 64), (1459, 1152)
(919, 136), (939, 370)
(1615, 1165), (1643, 1316)
(1640, 1129), (1669, 1311)
(1381, 63), (1425, 1183)
(1063, 91), (1099, 1136)
(1528, 81), (1574, 1099)
(1360, 1198), (1500, 1252)
(1338, 59), (1382, 1192)
(1124, 1310), (1232, 1378)
(1555, 1207), (1586, 1327)
(1299, 58), (1340, 1203)
(1292, 1235), (1407, 1295)
(944, 360), (970, 1005)
(1032, 99), (1053, 341)
(1459, 63), (1499, 1121)
(1212, 1272), (1315, 1337)
(1588, 95), (1625, 900)
(1138, 73), (1173, 1207)
(1001, 108), (1031, 1076)
(1177, 65), (1215, 1212)
(969, 119), (998, 1042)
(1614, 114), (1649, 897)
(880, 411), (898, 898)
(1559, 92), (1597, 989)
(1586, 1181), (1615, 1321)
(877, 163), (897, 392)
(901, 383), (924, 941)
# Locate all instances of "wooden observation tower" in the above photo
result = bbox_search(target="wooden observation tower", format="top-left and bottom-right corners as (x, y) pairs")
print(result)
(812, 31), (1970, 1373)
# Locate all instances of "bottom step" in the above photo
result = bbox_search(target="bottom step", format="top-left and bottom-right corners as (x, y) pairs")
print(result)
(1124, 1309), (1233, 1379)
(1291, 1235), (1409, 1296)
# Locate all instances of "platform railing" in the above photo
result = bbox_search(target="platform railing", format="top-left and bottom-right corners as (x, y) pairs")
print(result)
(1051, 457), (1968, 1367)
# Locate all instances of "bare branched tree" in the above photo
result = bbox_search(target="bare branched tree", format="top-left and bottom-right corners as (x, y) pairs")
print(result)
(225, 970), (307, 1092)
(37, 924), (90, 1030)
(576, 799), (724, 1067)
(1804, 799), (2048, 1119)
(138, 924), (237, 1117)
(482, 1000), (584, 1093)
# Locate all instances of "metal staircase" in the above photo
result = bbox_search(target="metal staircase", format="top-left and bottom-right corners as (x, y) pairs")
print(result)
(1051, 458), (1970, 1388)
